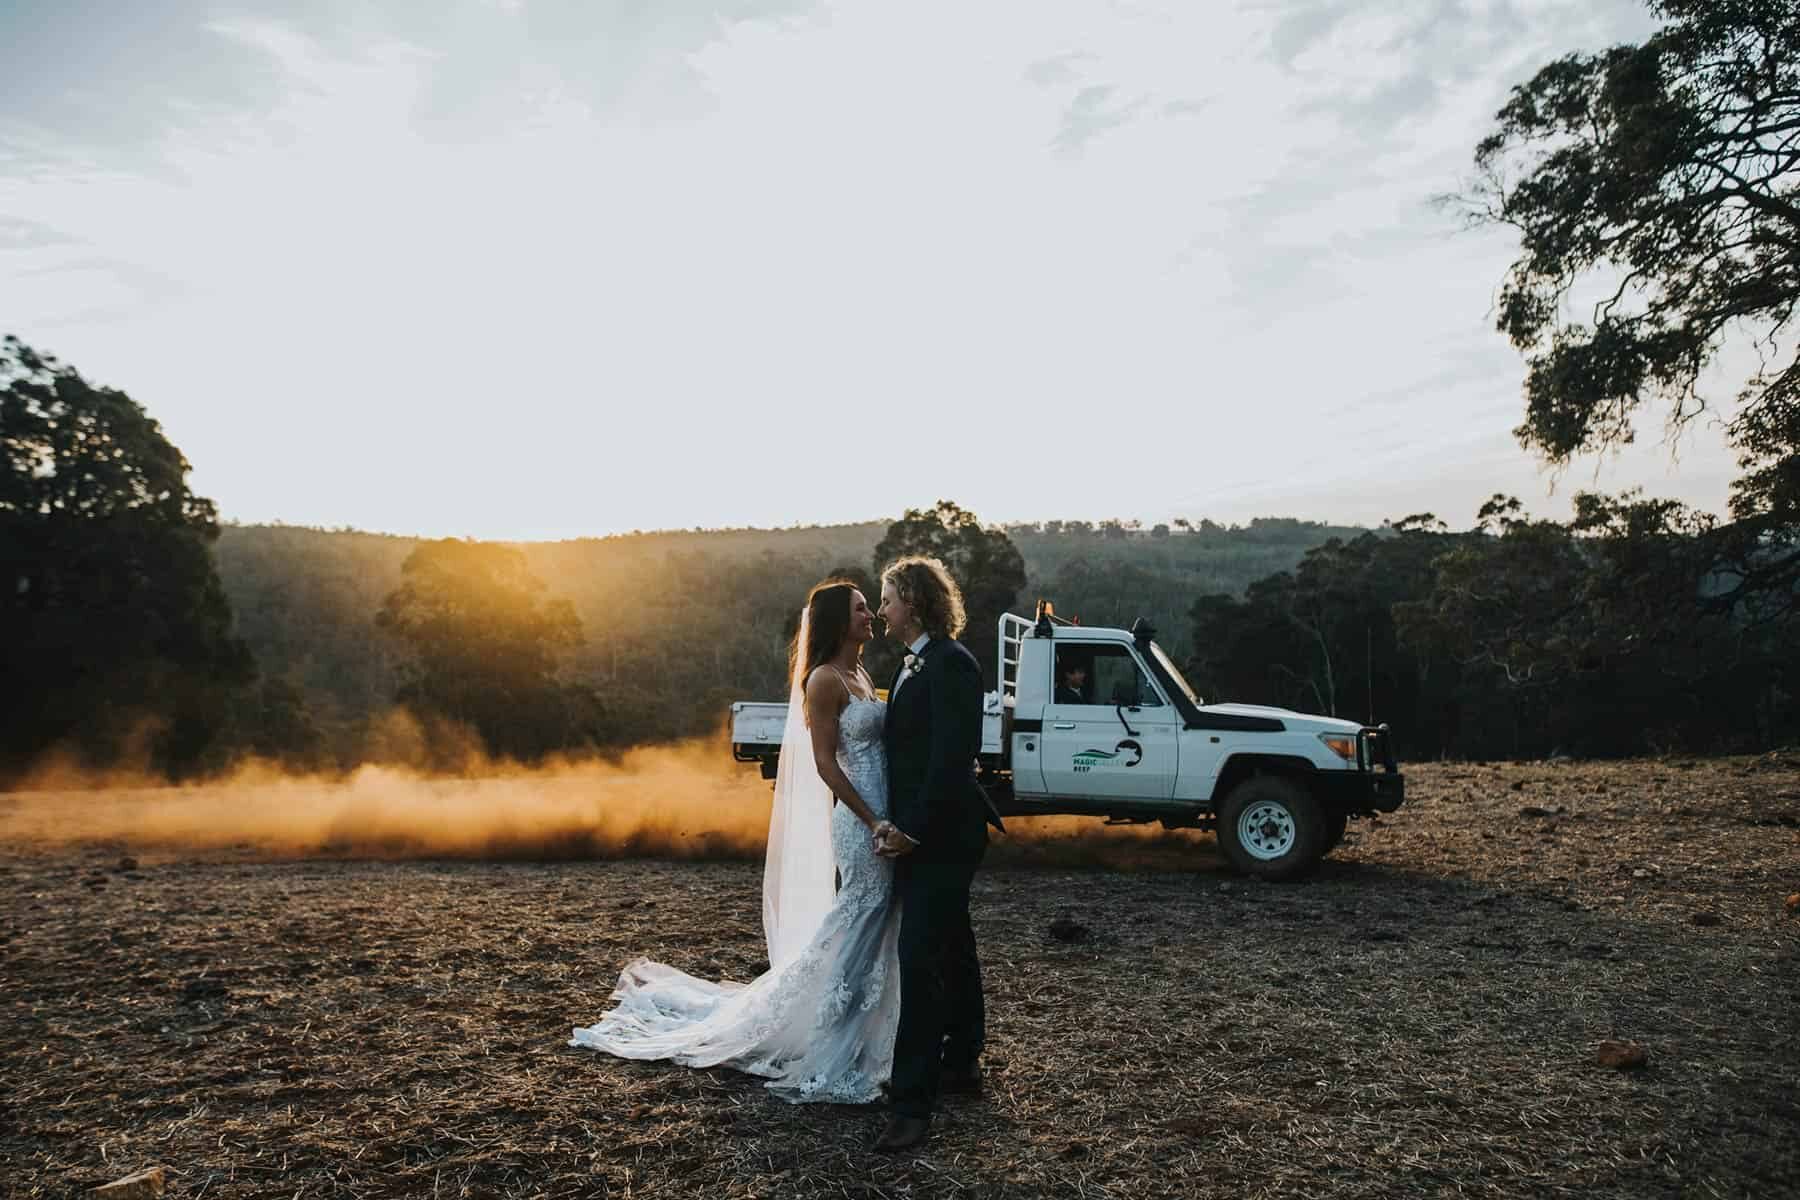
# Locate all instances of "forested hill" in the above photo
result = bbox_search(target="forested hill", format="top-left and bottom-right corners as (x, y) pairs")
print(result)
(213, 517), (1361, 750)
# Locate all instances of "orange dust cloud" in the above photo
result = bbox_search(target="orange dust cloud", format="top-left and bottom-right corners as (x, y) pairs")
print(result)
(0, 739), (772, 862)
(2, 714), (1227, 871)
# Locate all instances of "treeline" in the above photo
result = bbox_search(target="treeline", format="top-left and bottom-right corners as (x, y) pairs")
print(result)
(211, 511), (1356, 764)
(183, 498), (1800, 767)
(1188, 498), (1800, 760)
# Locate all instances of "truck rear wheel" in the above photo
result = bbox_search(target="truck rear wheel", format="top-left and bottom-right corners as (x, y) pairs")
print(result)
(1217, 774), (1325, 881)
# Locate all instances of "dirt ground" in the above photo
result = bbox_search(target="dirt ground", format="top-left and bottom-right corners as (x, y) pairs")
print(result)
(3, 757), (1798, 1199)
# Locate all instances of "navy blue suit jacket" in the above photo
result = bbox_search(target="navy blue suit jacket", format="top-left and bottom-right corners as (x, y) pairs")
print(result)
(883, 636), (1002, 862)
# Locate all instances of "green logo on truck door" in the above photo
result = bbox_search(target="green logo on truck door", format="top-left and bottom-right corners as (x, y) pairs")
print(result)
(1072, 739), (1143, 771)
(1071, 748), (1117, 773)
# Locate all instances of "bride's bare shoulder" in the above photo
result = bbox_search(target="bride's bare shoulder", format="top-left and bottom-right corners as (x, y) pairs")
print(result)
(802, 665), (850, 709)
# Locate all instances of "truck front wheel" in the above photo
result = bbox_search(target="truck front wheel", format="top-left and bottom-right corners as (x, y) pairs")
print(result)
(1217, 774), (1325, 881)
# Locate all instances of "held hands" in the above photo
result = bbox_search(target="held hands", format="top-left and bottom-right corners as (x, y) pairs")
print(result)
(870, 820), (917, 859)
(870, 821), (897, 856)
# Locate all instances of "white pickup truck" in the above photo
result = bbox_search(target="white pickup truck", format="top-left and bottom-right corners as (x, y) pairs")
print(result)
(730, 608), (1404, 880)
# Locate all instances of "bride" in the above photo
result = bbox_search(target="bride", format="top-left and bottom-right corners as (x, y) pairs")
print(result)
(570, 579), (901, 1103)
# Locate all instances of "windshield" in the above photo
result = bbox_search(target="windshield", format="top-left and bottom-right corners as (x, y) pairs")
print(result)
(1148, 641), (1203, 706)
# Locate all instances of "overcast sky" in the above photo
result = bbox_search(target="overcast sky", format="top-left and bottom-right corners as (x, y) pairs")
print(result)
(1, 0), (1740, 539)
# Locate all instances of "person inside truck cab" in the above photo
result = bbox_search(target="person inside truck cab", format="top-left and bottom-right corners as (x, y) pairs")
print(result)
(1055, 661), (1089, 705)
(1056, 644), (1163, 708)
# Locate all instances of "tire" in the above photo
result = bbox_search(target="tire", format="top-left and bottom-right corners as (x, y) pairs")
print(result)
(1216, 774), (1325, 881)
(1322, 808), (1348, 855)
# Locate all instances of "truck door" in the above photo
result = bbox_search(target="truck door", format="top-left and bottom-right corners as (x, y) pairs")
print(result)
(1039, 643), (1179, 803)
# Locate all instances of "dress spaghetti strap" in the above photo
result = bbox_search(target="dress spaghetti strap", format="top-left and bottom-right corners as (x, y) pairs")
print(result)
(829, 664), (874, 702)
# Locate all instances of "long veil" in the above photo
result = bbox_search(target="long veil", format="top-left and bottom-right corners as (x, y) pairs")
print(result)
(761, 607), (836, 970)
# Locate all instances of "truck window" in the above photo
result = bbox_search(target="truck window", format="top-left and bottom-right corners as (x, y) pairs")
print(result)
(1054, 645), (1164, 707)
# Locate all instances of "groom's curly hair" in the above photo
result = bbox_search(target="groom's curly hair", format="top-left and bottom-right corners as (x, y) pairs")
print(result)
(881, 556), (966, 639)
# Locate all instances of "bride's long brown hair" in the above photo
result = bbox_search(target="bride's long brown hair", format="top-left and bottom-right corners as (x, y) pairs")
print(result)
(790, 578), (859, 693)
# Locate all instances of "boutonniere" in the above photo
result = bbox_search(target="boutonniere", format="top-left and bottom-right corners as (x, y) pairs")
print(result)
(903, 653), (924, 677)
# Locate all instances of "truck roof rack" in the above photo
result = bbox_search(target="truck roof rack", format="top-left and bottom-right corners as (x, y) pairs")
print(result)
(999, 612), (1032, 703)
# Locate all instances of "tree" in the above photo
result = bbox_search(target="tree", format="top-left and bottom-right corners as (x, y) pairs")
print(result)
(1, 337), (253, 776)
(229, 676), (329, 767)
(1048, 553), (1181, 639)
(376, 539), (602, 762)
(1190, 518), (1473, 755)
(1395, 497), (1597, 707)
(873, 500), (1027, 685)
(1391, 491), (1789, 755)
(1464, 0), (1800, 613)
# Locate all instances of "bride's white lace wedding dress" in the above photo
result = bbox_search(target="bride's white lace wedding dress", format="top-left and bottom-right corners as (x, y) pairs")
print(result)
(570, 693), (900, 1103)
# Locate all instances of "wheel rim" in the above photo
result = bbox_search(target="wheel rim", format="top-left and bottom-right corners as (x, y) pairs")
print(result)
(1237, 801), (1296, 860)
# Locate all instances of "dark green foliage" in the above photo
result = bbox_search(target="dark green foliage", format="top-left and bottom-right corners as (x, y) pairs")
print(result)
(227, 677), (329, 768)
(376, 540), (601, 763)
(873, 501), (1028, 686)
(1016, 516), (1367, 664)
(1192, 494), (1799, 759)
(524, 527), (889, 747)
(1189, 516), (1459, 745)
(211, 525), (412, 741)
(1401, 491), (1795, 756)
(210, 515), (1348, 761)
(202, 502), (1800, 764)
(1, 337), (252, 778)
(1466, 0), (1800, 614)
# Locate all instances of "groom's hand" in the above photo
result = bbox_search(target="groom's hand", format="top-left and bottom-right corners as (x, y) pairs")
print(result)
(874, 823), (918, 858)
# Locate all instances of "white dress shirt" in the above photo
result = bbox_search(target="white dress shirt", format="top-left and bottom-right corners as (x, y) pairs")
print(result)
(889, 632), (931, 697)
(885, 631), (932, 847)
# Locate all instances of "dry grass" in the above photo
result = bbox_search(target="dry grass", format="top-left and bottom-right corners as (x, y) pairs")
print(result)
(3, 756), (1798, 1198)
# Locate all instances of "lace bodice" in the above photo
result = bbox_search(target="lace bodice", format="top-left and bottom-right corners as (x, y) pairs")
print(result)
(829, 696), (889, 909)
(835, 694), (885, 770)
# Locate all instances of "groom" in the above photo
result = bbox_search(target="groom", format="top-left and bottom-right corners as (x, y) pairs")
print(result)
(872, 555), (1004, 1152)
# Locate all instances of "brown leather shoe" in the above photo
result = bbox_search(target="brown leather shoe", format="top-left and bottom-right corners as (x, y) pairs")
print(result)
(874, 1115), (931, 1152)
(940, 1067), (983, 1097)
